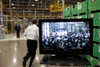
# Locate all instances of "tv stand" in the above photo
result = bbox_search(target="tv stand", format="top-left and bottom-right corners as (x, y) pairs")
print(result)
(51, 54), (81, 58)
(40, 55), (91, 66)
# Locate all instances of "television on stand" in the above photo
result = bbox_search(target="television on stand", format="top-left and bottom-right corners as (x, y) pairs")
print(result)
(39, 19), (93, 57)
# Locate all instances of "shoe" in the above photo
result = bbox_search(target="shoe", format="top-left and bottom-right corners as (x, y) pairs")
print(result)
(30, 65), (34, 67)
(31, 65), (33, 67)
(22, 60), (26, 67)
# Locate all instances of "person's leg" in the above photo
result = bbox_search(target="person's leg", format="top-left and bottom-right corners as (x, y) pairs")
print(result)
(17, 31), (19, 38)
(23, 40), (32, 67)
(19, 32), (20, 38)
(23, 53), (31, 61)
(23, 52), (31, 67)
(29, 41), (37, 67)
(16, 31), (18, 38)
(29, 52), (36, 67)
(18, 31), (20, 38)
(23, 40), (32, 60)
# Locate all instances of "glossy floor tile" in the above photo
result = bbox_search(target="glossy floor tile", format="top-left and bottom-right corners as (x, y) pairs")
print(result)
(6, 33), (25, 39)
(0, 34), (84, 67)
(0, 40), (42, 67)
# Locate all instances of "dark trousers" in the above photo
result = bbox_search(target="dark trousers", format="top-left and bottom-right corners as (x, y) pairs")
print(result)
(16, 31), (20, 38)
(23, 39), (37, 67)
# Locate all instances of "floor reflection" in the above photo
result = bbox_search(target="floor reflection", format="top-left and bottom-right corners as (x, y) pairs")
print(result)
(0, 39), (84, 67)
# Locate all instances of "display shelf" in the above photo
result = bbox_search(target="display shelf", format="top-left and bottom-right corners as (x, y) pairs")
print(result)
(77, 1), (88, 14)
(93, 44), (100, 59)
(93, 28), (100, 43)
(88, 0), (100, 12)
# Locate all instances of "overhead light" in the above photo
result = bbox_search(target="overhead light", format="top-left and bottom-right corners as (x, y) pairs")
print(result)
(58, 1), (60, 2)
(35, 0), (38, 1)
(12, 3), (14, 5)
(32, 4), (35, 6)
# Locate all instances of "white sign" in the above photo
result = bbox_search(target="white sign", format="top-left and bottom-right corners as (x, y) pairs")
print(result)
(91, 0), (95, 2)
(98, 46), (100, 52)
(66, 8), (68, 11)
(99, 13), (100, 20)
(91, 14), (94, 17)
(72, 17), (74, 19)
(78, 4), (82, 10)
(98, 61), (100, 66)
(77, 16), (82, 19)
(98, 29), (100, 38)
(90, 57), (93, 61)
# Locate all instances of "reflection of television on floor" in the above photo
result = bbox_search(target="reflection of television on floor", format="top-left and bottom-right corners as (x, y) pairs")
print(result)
(39, 19), (93, 56)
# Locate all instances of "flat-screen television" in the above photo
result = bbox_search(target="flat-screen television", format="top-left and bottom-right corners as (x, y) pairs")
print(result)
(39, 19), (93, 55)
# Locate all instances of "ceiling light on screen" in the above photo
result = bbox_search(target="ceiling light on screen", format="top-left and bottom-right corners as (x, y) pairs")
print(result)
(12, 3), (14, 5)
(35, 0), (38, 1)
(32, 4), (35, 6)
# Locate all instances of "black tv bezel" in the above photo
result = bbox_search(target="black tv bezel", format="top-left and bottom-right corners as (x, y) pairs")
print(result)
(39, 19), (93, 55)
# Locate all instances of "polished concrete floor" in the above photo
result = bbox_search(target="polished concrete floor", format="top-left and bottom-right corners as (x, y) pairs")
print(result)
(0, 33), (84, 67)
(6, 33), (25, 39)
(0, 39), (44, 67)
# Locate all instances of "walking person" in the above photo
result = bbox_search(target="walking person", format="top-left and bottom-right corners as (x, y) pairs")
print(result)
(15, 23), (21, 38)
(23, 19), (39, 67)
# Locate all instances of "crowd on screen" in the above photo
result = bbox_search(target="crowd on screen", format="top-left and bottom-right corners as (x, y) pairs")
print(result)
(42, 31), (90, 50)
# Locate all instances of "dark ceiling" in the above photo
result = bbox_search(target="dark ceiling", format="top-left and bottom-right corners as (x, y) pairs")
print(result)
(3, 0), (86, 8)
(2, 0), (86, 14)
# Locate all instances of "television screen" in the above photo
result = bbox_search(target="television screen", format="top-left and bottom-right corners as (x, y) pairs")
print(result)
(39, 19), (93, 55)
